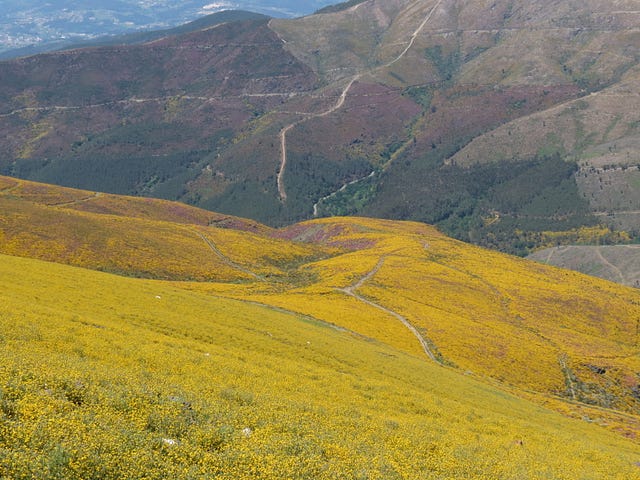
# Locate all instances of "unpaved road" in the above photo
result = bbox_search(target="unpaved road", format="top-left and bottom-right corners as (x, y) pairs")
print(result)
(277, 0), (444, 202)
(277, 75), (360, 201)
(195, 230), (265, 281)
(339, 256), (440, 363)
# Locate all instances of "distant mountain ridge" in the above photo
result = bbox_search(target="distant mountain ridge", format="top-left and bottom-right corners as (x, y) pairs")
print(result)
(0, 10), (270, 60)
(1, 0), (639, 254)
(0, 1), (340, 59)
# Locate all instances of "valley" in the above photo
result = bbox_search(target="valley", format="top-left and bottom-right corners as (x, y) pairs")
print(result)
(1, 0), (639, 256)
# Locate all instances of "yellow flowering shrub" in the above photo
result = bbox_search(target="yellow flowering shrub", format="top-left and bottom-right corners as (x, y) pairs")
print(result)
(2, 254), (640, 479)
(2, 178), (640, 477)
(0, 177), (18, 191)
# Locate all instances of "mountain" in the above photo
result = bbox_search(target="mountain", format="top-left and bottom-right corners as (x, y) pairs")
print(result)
(529, 244), (640, 288)
(0, 1), (340, 58)
(2, 176), (640, 477)
(1, 0), (639, 255)
(0, 10), (272, 60)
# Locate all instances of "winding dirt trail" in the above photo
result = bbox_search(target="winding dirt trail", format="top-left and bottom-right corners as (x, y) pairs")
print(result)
(338, 256), (440, 363)
(48, 192), (103, 207)
(595, 248), (626, 284)
(277, 75), (360, 201)
(277, 124), (295, 201)
(277, 0), (444, 203)
(313, 171), (375, 216)
(194, 230), (265, 282)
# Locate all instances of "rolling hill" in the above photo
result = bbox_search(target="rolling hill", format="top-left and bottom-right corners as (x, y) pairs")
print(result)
(1, 0), (639, 255)
(4, 253), (640, 478)
(2, 176), (640, 478)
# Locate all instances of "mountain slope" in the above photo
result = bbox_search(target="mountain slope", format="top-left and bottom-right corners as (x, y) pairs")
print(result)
(1, 0), (639, 253)
(0, 10), (271, 60)
(0, 176), (321, 281)
(0, 1), (341, 58)
(2, 176), (640, 440)
(3, 252), (640, 478)
(276, 0), (640, 249)
(529, 244), (640, 288)
(0, 14), (318, 209)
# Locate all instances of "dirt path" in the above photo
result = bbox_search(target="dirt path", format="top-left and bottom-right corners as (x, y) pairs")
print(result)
(278, 0), (444, 203)
(386, 0), (443, 68)
(343, 256), (385, 294)
(313, 171), (375, 217)
(48, 192), (103, 207)
(277, 75), (361, 202)
(0, 179), (22, 194)
(0, 181), (103, 207)
(545, 247), (557, 264)
(277, 124), (296, 201)
(0, 93), (299, 119)
(558, 355), (577, 400)
(595, 247), (626, 284)
(242, 299), (375, 341)
(338, 257), (440, 363)
(194, 230), (265, 282)
(303, 0), (444, 208)
(594, 210), (640, 216)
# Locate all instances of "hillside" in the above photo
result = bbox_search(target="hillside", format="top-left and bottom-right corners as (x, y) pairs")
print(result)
(5, 253), (640, 478)
(2, 176), (640, 456)
(0, 176), (317, 281)
(0, 13), (318, 208)
(529, 244), (640, 288)
(1, 0), (639, 253)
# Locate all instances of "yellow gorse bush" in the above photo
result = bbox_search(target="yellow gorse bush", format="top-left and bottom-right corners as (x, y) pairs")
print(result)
(2, 254), (640, 479)
(1, 177), (640, 478)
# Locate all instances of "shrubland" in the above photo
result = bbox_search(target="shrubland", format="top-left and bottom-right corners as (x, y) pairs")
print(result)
(2, 177), (640, 477)
(3, 254), (640, 479)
